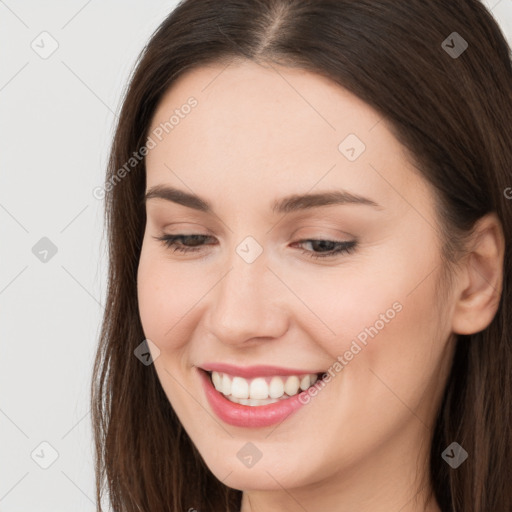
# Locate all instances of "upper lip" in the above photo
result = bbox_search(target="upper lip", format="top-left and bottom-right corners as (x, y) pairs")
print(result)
(198, 362), (325, 379)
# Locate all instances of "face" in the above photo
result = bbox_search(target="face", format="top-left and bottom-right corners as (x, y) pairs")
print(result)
(137, 60), (456, 503)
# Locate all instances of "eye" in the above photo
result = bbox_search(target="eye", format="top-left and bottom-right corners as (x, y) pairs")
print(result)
(153, 234), (215, 253)
(153, 234), (357, 259)
(292, 239), (357, 259)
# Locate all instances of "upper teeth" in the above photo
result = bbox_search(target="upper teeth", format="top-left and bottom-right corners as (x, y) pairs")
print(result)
(211, 371), (320, 400)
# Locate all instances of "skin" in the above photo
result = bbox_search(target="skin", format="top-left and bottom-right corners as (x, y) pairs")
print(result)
(136, 59), (504, 512)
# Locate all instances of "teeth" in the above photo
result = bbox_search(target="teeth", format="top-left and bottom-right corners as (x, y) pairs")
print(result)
(212, 371), (222, 390)
(231, 377), (249, 399)
(221, 373), (231, 395)
(250, 378), (269, 399)
(284, 375), (300, 396)
(300, 374), (311, 391)
(210, 371), (322, 401)
(227, 396), (281, 406)
(269, 376), (284, 398)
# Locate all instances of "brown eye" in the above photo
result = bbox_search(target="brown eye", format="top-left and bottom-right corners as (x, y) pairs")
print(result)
(292, 239), (357, 259)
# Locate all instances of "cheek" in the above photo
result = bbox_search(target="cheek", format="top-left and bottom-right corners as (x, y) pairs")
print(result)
(323, 266), (448, 426)
(136, 247), (203, 350)
(275, 260), (405, 356)
(287, 254), (446, 377)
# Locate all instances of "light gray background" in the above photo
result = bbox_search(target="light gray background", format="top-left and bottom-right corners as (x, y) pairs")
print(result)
(0, 1), (511, 510)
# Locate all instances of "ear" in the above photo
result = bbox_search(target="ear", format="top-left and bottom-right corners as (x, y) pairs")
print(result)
(451, 212), (505, 335)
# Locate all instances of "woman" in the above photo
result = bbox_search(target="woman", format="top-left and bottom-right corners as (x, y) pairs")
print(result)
(91, 0), (512, 510)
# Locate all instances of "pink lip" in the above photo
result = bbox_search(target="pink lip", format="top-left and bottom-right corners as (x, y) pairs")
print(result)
(199, 362), (323, 379)
(198, 368), (309, 428)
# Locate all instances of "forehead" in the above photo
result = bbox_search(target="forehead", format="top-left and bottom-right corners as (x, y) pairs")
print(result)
(145, 60), (419, 211)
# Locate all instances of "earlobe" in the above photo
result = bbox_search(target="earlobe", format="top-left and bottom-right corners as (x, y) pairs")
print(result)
(451, 212), (505, 336)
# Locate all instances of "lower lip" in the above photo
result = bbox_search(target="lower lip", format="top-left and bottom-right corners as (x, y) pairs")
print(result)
(199, 368), (310, 428)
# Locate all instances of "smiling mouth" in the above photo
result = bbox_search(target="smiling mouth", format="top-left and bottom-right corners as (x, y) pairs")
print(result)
(205, 370), (327, 406)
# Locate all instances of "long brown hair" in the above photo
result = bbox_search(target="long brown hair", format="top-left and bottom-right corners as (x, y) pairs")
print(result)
(91, 1), (512, 510)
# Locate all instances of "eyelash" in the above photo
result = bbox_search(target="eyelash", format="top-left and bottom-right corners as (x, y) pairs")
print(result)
(153, 234), (357, 259)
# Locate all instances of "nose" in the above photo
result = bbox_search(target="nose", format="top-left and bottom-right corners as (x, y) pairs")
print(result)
(204, 248), (289, 346)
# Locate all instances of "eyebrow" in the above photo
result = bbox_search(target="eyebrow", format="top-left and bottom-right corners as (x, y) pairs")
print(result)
(143, 184), (383, 213)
